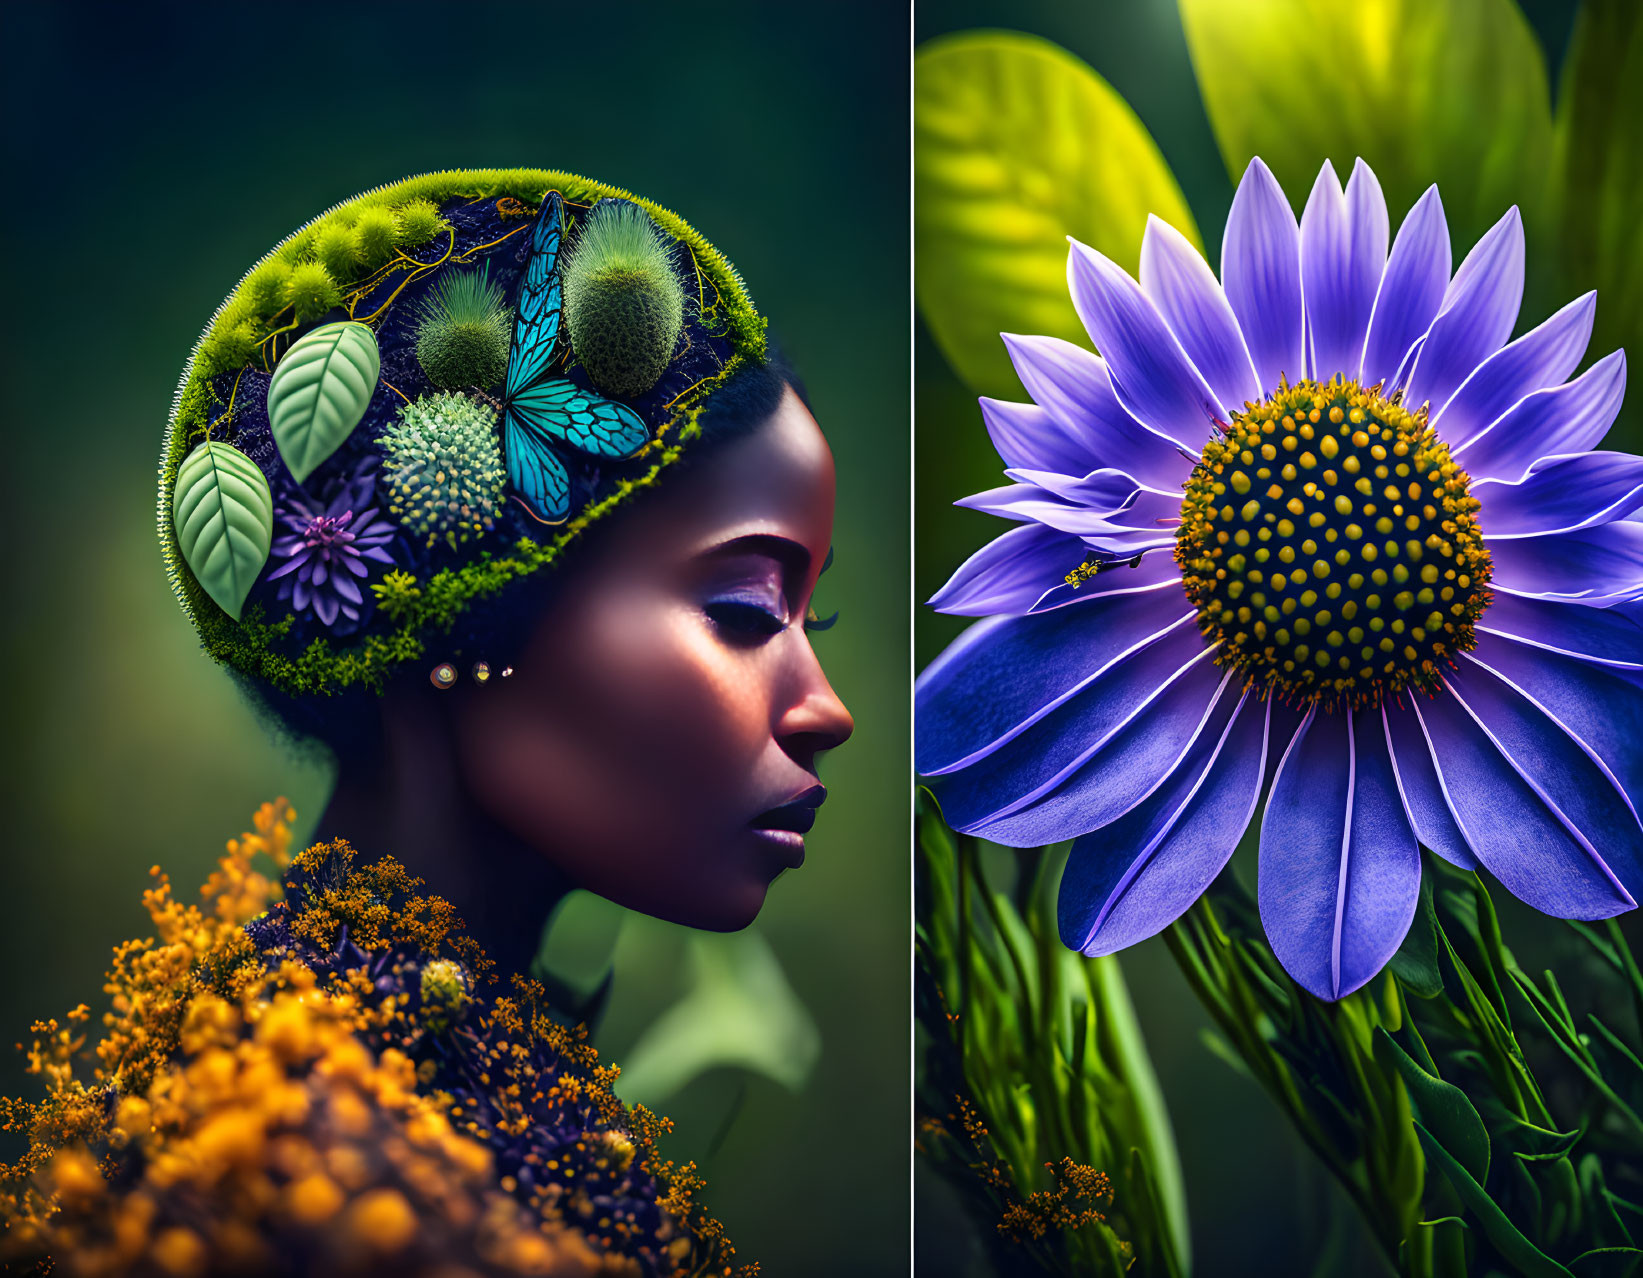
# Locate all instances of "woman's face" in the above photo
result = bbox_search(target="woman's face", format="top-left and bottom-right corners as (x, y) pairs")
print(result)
(456, 386), (854, 930)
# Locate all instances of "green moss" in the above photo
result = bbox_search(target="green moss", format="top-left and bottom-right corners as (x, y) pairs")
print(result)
(352, 206), (400, 270)
(313, 223), (358, 280)
(413, 265), (512, 390)
(243, 259), (293, 318)
(160, 168), (765, 699)
(197, 320), (262, 377)
(282, 262), (341, 322)
(397, 198), (448, 246)
(370, 570), (423, 622)
(562, 202), (685, 398)
(380, 393), (506, 549)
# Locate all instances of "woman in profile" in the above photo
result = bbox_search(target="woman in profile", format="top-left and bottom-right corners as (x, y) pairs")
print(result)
(0, 168), (852, 1277)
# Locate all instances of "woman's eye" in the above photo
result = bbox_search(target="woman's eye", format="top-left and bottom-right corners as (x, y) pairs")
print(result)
(705, 600), (788, 639)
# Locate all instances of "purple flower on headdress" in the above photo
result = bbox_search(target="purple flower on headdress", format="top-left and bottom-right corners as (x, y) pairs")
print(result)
(918, 156), (1642, 1001)
(268, 459), (397, 629)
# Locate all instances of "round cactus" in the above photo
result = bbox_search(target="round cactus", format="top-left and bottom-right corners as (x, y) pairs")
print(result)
(561, 200), (685, 398)
(379, 392), (506, 550)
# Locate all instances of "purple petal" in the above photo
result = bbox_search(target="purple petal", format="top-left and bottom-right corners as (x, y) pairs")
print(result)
(1062, 689), (1268, 956)
(1360, 186), (1450, 388)
(916, 589), (1196, 775)
(1465, 634), (1643, 818)
(1382, 702), (1478, 869)
(342, 554), (371, 577)
(1259, 706), (1420, 1000)
(955, 651), (1227, 847)
(311, 560), (329, 586)
(979, 398), (1089, 475)
(1001, 335), (1194, 489)
(331, 573), (363, 605)
(1404, 207), (1524, 412)
(1067, 239), (1224, 445)
(1455, 350), (1627, 483)
(361, 547), (396, 565)
(1489, 520), (1643, 605)
(1414, 688), (1634, 918)
(1444, 661), (1643, 903)
(293, 579), (311, 611)
(266, 554), (307, 581)
(1223, 157), (1304, 393)
(1301, 159), (1389, 383)
(1435, 293), (1596, 449)
(1474, 591), (1643, 670)
(929, 524), (1088, 616)
(1477, 451), (1643, 537)
(314, 591), (339, 627)
(1139, 215), (1261, 409)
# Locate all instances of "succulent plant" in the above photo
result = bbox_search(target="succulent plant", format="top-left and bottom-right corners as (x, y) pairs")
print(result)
(561, 200), (685, 398)
(396, 198), (448, 246)
(412, 265), (513, 391)
(314, 222), (359, 281)
(379, 392), (506, 550)
(243, 258), (294, 317)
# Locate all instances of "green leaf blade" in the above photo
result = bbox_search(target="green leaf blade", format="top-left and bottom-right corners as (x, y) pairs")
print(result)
(173, 441), (273, 622)
(267, 320), (381, 483)
(914, 29), (1199, 399)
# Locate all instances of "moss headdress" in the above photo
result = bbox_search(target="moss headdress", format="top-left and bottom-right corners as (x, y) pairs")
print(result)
(159, 169), (766, 700)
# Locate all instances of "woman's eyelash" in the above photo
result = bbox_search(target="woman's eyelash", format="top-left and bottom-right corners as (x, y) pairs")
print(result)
(705, 600), (787, 638)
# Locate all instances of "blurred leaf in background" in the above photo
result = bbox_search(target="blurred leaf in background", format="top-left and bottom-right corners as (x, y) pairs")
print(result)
(915, 30), (1199, 400)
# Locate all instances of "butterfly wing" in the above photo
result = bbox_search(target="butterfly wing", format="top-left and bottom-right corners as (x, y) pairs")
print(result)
(504, 406), (572, 524)
(509, 379), (651, 459)
(503, 192), (564, 400)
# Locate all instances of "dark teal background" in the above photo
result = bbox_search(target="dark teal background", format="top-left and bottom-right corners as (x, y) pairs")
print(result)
(0, 4), (909, 1274)
(913, 2), (1596, 1276)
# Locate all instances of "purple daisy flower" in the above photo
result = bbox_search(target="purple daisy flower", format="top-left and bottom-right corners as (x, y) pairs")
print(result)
(268, 461), (398, 629)
(918, 156), (1641, 1001)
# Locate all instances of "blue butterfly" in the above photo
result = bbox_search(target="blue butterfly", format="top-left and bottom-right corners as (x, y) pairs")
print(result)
(501, 192), (651, 524)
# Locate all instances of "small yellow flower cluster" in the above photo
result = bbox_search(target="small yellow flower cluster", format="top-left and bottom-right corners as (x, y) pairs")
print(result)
(0, 800), (754, 1278)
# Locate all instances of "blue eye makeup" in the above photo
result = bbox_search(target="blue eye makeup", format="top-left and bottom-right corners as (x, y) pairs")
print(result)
(702, 563), (790, 641)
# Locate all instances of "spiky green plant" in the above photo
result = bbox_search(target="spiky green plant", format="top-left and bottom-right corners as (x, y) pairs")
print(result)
(352, 206), (400, 270)
(282, 262), (341, 322)
(396, 198), (448, 246)
(313, 222), (358, 281)
(412, 265), (513, 391)
(562, 200), (685, 398)
(243, 258), (293, 317)
(379, 392), (506, 550)
(197, 319), (262, 377)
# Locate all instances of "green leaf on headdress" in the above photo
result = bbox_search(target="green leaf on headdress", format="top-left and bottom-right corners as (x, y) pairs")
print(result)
(267, 320), (380, 483)
(174, 441), (273, 622)
(914, 30), (1199, 399)
(1180, 0), (1554, 253)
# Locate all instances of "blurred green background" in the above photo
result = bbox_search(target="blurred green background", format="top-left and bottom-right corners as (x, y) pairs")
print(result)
(0, 4), (907, 1274)
(913, 1), (1619, 1274)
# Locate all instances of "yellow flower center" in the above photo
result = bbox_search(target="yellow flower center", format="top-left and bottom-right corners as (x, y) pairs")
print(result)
(1175, 376), (1492, 709)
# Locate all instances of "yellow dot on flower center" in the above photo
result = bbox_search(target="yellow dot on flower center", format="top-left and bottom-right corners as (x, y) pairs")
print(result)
(1174, 375), (1491, 709)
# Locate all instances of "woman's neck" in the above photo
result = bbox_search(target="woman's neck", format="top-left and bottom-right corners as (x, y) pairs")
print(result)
(308, 695), (572, 981)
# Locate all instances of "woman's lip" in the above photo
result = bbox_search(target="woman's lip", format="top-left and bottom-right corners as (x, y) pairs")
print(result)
(751, 785), (826, 833)
(752, 827), (806, 867)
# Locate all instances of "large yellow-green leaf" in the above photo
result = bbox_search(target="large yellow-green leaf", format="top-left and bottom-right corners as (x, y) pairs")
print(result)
(915, 30), (1199, 399)
(267, 320), (380, 483)
(1180, 0), (1553, 252)
(1551, 0), (1642, 445)
(174, 441), (273, 622)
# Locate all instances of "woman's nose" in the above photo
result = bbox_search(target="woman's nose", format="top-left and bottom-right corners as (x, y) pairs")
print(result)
(777, 651), (855, 762)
